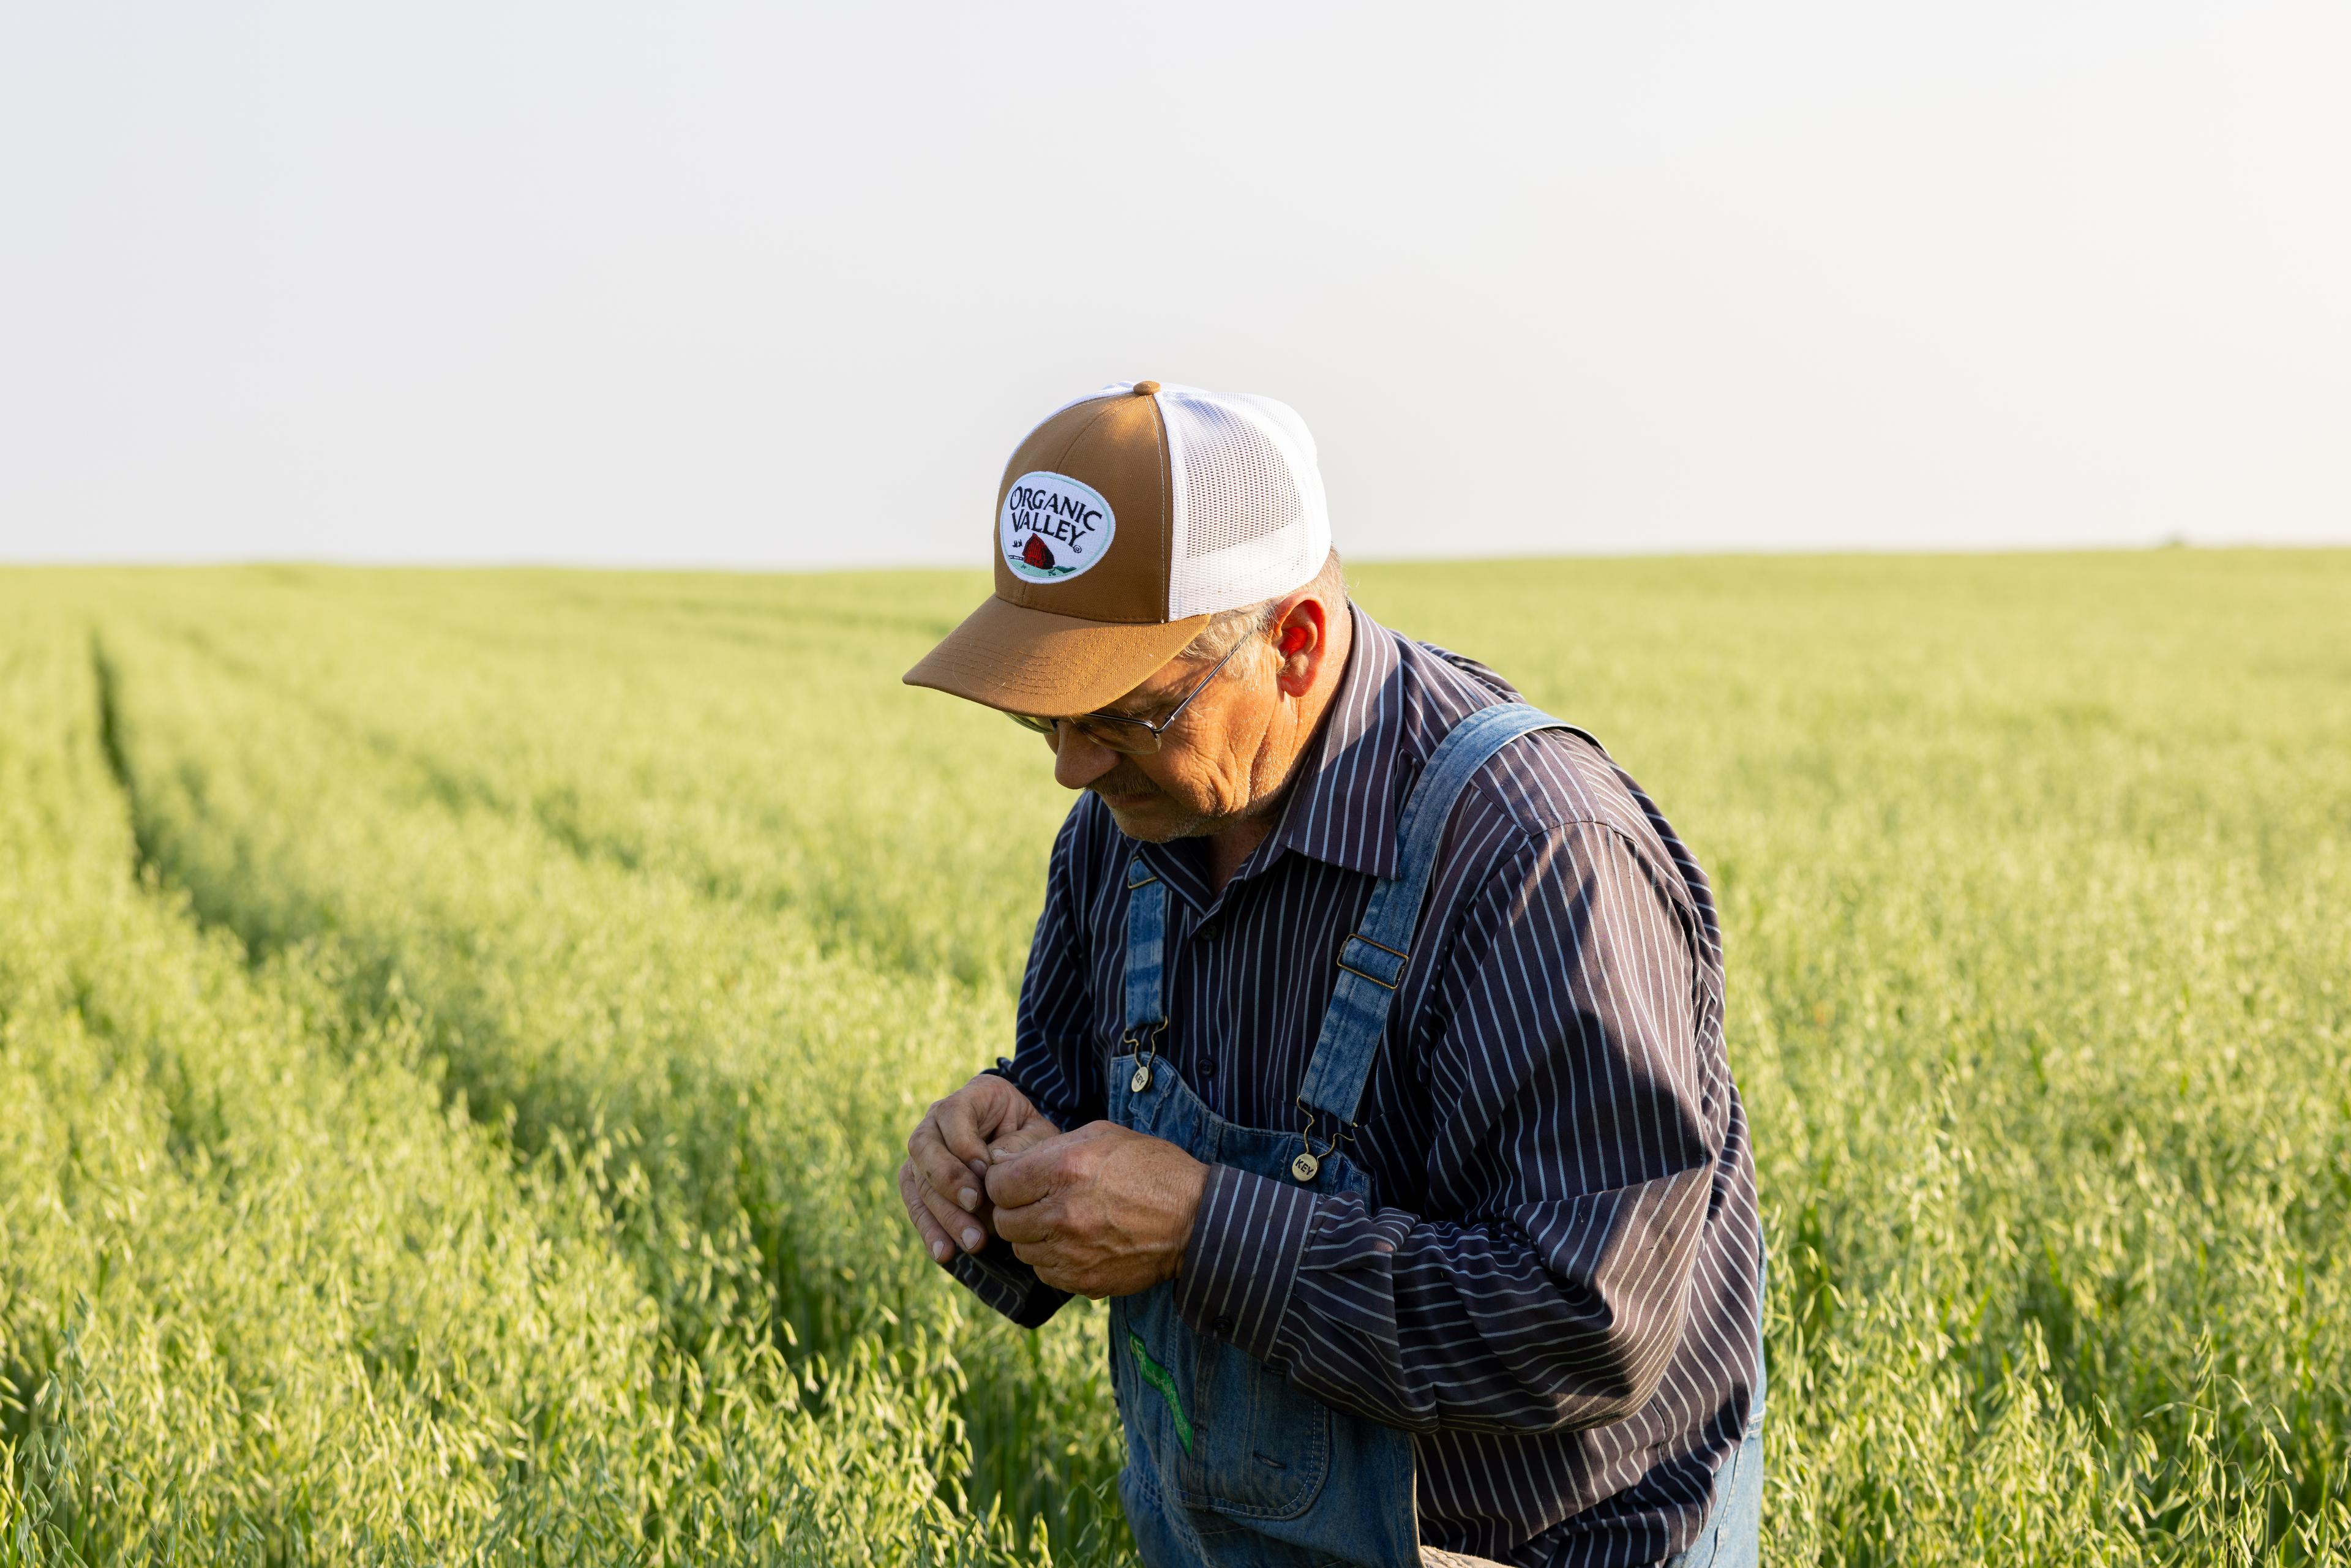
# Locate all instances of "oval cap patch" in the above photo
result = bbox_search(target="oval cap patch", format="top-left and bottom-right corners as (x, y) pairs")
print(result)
(1001, 471), (1116, 584)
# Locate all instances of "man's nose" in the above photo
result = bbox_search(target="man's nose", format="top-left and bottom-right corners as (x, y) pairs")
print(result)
(1051, 726), (1119, 792)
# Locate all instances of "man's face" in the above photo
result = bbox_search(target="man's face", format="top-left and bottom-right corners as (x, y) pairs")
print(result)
(1045, 639), (1280, 842)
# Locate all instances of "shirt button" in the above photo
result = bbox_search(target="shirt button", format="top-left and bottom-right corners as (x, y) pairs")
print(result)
(1213, 1315), (1234, 1337)
(1195, 918), (1221, 942)
(1197, 1057), (1217, 1079)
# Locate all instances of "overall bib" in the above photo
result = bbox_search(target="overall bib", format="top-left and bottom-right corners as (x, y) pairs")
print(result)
(1108, 704), (1578, 1568)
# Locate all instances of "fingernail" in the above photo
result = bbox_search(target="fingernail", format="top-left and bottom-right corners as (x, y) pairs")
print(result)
(958, 1188), (979, 1212)
(931, 1240), (948, 1263)
(961, 1228), (983, 1251)
(967, 1158), (989, 1177)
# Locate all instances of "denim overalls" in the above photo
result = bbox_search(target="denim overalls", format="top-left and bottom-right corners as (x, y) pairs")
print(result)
(1107, 704), (1580, 1568)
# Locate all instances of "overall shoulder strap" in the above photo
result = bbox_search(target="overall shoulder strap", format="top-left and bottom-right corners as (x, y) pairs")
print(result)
(1295, 703), (1577, 1129)
(1123, 860), (1169, 1036)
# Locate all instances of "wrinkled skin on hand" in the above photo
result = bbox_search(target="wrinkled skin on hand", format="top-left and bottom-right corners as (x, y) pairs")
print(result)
(984, 1120), (1209, 1300)
(898, 1072), (1060, 1266)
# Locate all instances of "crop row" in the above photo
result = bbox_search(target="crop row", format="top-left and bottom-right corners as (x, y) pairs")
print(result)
(76, 588), (1123, 1559)
(0, 591), (1032, 1564)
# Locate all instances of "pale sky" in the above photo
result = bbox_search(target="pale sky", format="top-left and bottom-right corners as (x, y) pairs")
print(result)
(3, 2), (2345, 568)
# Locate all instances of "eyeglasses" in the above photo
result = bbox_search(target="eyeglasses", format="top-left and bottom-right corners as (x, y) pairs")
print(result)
(1007, 633), (1251, 755)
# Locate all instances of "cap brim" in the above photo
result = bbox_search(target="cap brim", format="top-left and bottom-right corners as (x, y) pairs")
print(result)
(904, 595), (1212, 716)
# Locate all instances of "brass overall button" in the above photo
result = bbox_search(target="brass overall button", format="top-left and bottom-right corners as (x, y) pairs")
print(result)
(1291, 1150), (1320, 1182)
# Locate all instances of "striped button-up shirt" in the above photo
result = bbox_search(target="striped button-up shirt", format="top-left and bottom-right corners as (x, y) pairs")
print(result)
(954, 604), (1763, 1567)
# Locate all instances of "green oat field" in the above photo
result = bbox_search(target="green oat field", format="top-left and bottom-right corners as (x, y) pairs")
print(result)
(1, 552), (2347, 1566)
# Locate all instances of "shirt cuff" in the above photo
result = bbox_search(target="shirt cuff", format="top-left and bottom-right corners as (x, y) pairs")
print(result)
(950, 1236), (1070, 1330)
(1172, 1164), (1317, 1366)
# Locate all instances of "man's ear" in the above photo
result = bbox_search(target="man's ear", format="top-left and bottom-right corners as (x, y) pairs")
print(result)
(1272, 595), (1330, 697)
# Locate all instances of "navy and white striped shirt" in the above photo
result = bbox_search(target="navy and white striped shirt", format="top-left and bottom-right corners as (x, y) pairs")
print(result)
(954, 605), (1763, 1566)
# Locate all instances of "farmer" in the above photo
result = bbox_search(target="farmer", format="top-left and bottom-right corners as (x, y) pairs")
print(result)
(898, 381), (1764, 1568)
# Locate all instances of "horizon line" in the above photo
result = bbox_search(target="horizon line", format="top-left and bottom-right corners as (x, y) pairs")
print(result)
(7, 538), (2349, 574)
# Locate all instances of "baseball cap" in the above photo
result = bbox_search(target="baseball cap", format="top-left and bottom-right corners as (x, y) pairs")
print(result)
(903, 380), (1332, 716)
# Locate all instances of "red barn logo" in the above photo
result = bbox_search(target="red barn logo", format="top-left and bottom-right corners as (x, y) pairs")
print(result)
(1001, 471), (1116, 584)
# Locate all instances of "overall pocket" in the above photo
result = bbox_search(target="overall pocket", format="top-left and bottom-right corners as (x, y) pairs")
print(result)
(1178, 1337), (1333, 1521)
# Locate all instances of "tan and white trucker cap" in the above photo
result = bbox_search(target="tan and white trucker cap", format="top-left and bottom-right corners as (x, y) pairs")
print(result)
(904, 380), (1332, 716)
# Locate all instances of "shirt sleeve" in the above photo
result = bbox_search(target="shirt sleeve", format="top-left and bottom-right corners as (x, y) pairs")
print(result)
(1171, 822), (1721, 1435)
(949, 801), (1109, 1330)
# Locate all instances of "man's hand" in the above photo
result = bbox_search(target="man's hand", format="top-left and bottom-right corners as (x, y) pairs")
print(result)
(900, 1074), (1060, 1267)
(984, 1121), (1209, 1299)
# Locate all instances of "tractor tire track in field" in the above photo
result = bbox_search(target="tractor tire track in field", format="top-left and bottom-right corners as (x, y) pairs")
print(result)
(156, 620), (636, 874)
(15, 628), (680, 1562)
(121, 574), (1052, 993)
(87, 630), (834, 1331)
(144, 619), (986, 966)
(89, 635), (162, 888)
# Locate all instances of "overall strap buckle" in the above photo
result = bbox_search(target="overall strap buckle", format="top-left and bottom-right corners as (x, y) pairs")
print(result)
(1334, 932), (1410, 989)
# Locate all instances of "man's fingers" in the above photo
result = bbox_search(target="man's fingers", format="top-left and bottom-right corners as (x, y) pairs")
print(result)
(930, 1089), (996, 1177)
(911, 1156), (991, 1254)
(996, 1198), (1054, 1248)
(987, 1122), (1109, 1209)
(986, 1142), (1071, 1212)
(909, 1114), (987, 1220)
(900, 1076), (1065, 1266)
(984, 1120), (1060, 1164)
(898, 1160), (956, 1266)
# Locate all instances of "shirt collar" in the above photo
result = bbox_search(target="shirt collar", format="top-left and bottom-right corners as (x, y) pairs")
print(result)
(1256, 601), (1413, 882)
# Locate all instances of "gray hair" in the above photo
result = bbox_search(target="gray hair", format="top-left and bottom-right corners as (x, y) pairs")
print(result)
(1177, 599), (1284, 665)
(1174, 550), (1348, 667)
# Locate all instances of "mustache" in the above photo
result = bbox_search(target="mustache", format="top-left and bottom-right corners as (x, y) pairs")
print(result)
(1089, 763), (1166, 800)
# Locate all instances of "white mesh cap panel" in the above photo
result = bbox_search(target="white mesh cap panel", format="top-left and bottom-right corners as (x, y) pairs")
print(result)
(1158, 384), (1332, 619)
